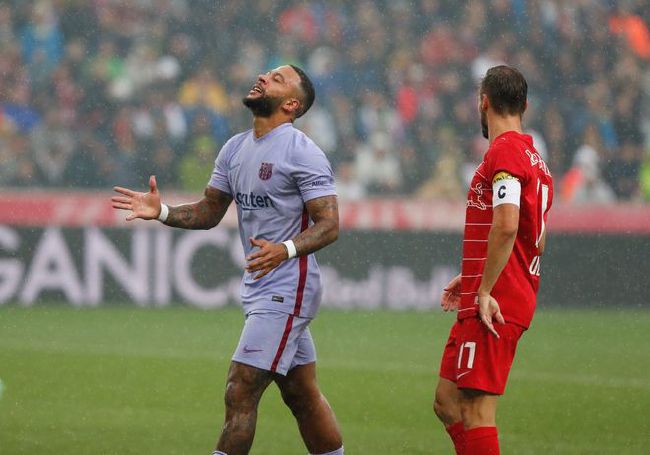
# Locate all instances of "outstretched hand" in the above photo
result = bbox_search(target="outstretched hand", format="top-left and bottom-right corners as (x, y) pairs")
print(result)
(112, 175), (162, 221)
(476, 293), (505, 338)
(245, 237), (290, 280)
(441, 273), (461, 311)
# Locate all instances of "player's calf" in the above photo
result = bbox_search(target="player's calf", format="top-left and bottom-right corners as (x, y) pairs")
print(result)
(215, 362), (273, 455)
(276, 364), (343, 454)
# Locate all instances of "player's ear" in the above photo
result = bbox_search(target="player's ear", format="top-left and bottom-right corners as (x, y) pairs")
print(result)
(480, 93), (489, 111)
(283, 98), (300, 116)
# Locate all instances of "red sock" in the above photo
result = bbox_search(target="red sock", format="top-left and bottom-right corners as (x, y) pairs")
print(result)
(445, 421), (465, 454)
(464, 426), (499, 455)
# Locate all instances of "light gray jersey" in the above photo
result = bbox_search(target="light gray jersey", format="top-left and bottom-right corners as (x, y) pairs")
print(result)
(209, 123), (336, 318)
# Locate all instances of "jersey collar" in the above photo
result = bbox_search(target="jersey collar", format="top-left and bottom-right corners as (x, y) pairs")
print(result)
(252, 122), (293, 143)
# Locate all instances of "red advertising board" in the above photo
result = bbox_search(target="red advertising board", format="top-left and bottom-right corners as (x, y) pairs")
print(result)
(1, 191), (649, 233)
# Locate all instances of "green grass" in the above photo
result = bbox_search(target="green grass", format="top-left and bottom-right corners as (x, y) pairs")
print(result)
(0, 306), (648, 454)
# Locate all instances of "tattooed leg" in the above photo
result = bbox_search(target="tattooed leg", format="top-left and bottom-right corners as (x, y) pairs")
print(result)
(215, 361), (274, 455)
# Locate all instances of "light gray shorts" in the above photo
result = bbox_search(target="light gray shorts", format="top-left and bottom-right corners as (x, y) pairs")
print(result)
(232, 310), (317, 376)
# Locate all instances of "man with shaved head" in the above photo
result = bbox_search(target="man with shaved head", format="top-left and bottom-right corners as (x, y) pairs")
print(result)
(112, 65), (344, 455)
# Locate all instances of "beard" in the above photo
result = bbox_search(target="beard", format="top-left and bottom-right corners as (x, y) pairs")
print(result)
(480, 109), (489, 139)
(242, 93), (283, 117)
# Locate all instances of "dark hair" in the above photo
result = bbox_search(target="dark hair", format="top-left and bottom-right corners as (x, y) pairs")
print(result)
(480, 65), (528, 116)
(289, 64), (315, 118)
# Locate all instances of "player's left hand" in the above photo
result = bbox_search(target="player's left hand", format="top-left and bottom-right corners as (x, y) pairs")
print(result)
(245, 237), (289, 280)
(476, 293), (505, 338)
(441, 273), (461, 311)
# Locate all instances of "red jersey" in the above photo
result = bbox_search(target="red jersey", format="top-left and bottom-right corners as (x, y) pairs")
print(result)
(458, 131), (553, 329)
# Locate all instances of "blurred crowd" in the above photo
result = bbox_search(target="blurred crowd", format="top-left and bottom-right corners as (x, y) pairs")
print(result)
(1, 0), (649, 203)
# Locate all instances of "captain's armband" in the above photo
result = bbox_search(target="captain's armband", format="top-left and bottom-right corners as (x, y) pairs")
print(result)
(492, 172), (521, 207)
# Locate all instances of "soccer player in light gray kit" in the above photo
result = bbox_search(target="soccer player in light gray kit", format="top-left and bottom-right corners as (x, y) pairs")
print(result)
(112, 65), (344, 455)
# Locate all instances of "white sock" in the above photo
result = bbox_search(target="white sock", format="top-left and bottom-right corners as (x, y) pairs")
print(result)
(311, 447), (344, 455)
(212, 451), (227, 455)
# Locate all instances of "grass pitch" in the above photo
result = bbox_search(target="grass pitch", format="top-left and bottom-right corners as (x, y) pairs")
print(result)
(0, 306), (648, 454)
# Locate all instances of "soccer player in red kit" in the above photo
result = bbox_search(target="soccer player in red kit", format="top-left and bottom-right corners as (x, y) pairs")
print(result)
(433, 65), (553, 454)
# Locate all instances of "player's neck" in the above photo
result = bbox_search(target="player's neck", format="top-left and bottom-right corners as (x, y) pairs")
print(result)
(487, 114), (523, 145)
(252, 115), (293, 139)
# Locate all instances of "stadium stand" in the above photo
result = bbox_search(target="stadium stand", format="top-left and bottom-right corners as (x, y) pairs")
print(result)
(0, 0), (648, 201)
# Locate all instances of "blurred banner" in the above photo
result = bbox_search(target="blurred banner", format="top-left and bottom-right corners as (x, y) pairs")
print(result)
(1, 192), (649, 309)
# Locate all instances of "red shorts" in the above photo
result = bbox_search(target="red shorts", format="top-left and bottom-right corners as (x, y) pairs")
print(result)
(439, 317), (525, 395)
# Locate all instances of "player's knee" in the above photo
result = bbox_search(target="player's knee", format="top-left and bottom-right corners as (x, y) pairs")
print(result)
(224, 378), (257, 412)
(459, 397), (495, 427)
(433, 395), (452, 422)
(282, 385), (320, 417)
(433, 388), (460, 424)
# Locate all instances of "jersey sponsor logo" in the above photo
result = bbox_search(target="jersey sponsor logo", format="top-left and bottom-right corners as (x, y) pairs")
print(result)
(235, 191), (275, 210)
(258, 162), (273, 180)
(467, 182), (488, 210)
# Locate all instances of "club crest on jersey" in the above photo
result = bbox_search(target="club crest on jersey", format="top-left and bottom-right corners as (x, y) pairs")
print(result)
(258, 162), (273, 180)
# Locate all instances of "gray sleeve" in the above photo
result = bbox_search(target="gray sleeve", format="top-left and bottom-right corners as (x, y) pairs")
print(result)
(290, 138), (337, 203)
(208, 140), (233, 195)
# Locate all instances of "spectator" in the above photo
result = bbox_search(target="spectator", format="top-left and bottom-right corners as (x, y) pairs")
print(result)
(178, 112), (218, 192)
(335, 161), (366, 201)
(354, 132), (402, 195)
(30, 108), (75, 185)
(20, 1), (63, 81)
(561, 125), (616, 204)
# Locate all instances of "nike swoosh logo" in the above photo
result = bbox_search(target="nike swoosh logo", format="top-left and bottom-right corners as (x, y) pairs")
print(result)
(243, 346), (263, 354)
(457, 371), (471, 379)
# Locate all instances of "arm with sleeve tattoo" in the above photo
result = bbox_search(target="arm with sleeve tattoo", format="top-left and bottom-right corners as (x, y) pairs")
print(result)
(293, 195), (339, 256)
(112, 175), (232, 230)
(165, 186), (233, 230)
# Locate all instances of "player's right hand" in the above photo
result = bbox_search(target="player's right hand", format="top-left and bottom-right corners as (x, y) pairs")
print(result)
(441, 273), (461, 311)
(476, 293), (505, 338)
(112, 175), (162, 221)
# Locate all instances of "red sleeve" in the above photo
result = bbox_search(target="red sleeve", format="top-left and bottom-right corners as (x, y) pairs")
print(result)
(484, 141), (530, 184)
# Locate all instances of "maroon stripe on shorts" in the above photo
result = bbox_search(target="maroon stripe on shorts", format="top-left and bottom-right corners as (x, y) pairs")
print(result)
(270, 314), (294, 373)
(270, 208), (310, 373)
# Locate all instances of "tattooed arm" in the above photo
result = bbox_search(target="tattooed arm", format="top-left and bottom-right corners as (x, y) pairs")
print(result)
(112, 175), (232, 230)
(245, 195), (339, 279)
(293, 195), (339, 256)
(165, 186), (233, 230)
